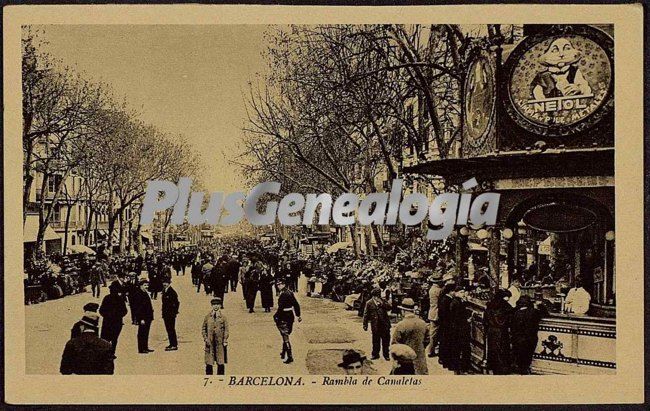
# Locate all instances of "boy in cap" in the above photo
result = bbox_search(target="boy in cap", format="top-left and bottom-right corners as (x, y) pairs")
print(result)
(60, 313), (114, 375)
(202, 297), (228, 375)
(389, 343), (417, 375)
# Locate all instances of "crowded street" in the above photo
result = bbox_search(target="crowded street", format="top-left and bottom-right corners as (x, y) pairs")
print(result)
(26, 262), (450, 375)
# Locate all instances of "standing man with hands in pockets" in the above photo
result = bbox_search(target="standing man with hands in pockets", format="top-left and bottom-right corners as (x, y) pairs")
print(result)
(363, 287), (392, 361)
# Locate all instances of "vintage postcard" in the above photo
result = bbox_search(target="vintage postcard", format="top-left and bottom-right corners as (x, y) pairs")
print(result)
(3, 3), (644, 405)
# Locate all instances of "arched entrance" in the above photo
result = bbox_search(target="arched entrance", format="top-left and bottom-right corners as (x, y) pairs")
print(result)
(503, 193), (615, 315)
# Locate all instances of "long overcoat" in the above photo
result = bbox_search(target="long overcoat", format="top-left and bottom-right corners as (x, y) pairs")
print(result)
(391, 313), (430, 375)
(202, 310), (229, 366)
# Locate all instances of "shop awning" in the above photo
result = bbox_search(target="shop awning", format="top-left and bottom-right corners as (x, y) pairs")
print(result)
(23, 215), (61, 243)
(402, 148), (614, 185)
(66, 244), (96, 255)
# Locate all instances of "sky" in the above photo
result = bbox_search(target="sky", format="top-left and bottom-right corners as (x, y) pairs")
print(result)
(37, 24), (270, 193)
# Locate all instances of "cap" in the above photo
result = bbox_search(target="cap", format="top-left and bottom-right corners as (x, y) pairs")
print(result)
(83, 302), (99, 312)
(390, 343), (417, 362)
(211, 297), (223, 305)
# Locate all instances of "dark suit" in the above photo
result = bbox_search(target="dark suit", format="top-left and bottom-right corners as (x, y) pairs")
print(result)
(60, 332), (114, 375)
(131, 287), (154, 352)
(99, 292), (128, 354)
(162, 286), (180, 347)
(363, 297), (392, 359)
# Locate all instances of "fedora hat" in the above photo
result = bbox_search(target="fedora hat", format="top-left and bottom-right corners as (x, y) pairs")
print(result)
(428, 272), (443, 282)
(399, 297), (416, 311)
(337, 350), (366, 368)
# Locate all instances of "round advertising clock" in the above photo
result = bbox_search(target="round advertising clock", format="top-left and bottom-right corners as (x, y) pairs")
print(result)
(503, 26), (613, 137)
(463, 52), (496, 152)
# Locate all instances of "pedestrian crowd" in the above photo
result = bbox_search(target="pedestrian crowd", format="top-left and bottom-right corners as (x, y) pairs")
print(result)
(56, 235), (546, 376)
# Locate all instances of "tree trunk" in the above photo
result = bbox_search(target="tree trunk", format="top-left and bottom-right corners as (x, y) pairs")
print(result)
(63, 202), (73, 255)
(118, 209), (124, 254)
(84, 206), (94, 246)
(349, 224), (360, 257)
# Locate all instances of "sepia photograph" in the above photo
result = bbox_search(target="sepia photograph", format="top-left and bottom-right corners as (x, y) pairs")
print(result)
(20, 22), (617, 377)
(3, 3), (645, 406)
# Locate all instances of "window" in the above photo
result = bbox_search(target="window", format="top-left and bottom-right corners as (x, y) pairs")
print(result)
(52, 205), (61, 223)
(47, 174), (62, 194)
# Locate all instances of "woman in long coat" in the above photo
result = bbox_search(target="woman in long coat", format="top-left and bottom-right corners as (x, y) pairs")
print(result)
(258, 265), (274, 312)
(484, 288), (513, 375)
(202, 298), (229, 375)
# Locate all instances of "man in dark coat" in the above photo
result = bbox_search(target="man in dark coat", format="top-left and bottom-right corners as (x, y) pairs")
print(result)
(131, 279), (155, 354)
(99, 283), (128, 354)
(448, 288), (472, 374)
(510, 295), (544, 374)
(60, 314), (114, 375)
(484, 288), (513, 374)
(363, 288), (392, 360)
(70, 302), (99, 339)
(211, 261), (227, 306)
(162, 279), (180, 351)
(436, 282), (456, 369)
(191, 259), (202, 286)
(259, 265), (274, 312)
(110, 273), (129, 303)
(245, 262), (261, 313)
(226, 257), (241, 292)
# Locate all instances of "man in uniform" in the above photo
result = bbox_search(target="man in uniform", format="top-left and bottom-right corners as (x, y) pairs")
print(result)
(273, 278), (302, 364)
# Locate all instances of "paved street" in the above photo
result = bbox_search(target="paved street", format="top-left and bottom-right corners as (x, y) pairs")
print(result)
(26, 272), (450, 375)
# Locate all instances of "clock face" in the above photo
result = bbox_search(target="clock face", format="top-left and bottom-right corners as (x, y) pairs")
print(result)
(464, 54), (496, 150)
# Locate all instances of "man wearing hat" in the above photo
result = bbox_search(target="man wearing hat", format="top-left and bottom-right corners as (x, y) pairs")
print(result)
(99, 282), (128, 355)
(202, 297), (229, 375)
(273, 277), (301, 364)
(60, 313), (114, 375)
(391, 297), (430, 375)
(70, 302), (99, 339)
(337, 350), (366, 375)
(130, 279), (155, 354)
(427, 272), (443, 357)
(161, 278), (180, 351)
(363, 288), (392, 361)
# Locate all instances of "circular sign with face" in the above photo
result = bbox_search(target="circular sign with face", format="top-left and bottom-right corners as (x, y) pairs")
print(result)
(464, 52), (496, 151)
(504, 26), (613, 136)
